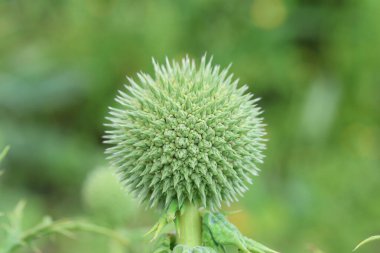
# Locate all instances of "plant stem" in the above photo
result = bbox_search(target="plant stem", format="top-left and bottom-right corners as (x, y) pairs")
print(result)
(177, 202), (202, 246)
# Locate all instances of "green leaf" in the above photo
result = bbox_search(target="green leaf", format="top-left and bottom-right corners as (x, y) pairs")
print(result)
(0, 146), (10, 177)
(146, 201), (179, 241)
(0, 146), (10, 163)
(0, 146), (10, 178)
(354, 235), (380, 251)
(202, 211), (280, 253)
(244, 237), (279, 253)
(151, 233), (175, 253)
(173, 245), (217, 253)
(0, 202), (129, 253)
(202, 211), (249, 252)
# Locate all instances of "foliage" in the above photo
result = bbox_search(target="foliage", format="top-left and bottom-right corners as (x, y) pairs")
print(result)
(354, 236), (380, 251)
(0, 148), (130, 253)
(0, 201), (128, 253)
(148, 208), (279, 253)
(202, 211), (278, 253)
(0, 146), (10, 166)
(172, 245), (216, 253)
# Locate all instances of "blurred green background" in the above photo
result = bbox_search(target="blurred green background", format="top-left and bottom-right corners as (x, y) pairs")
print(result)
(0, 0), (379, 252)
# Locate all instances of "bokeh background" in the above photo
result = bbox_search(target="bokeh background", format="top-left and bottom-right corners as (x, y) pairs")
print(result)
(1, 0), (379, 252)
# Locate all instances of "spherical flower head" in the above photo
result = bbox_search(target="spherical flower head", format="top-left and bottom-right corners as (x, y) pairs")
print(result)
(105, 56), (266, 210)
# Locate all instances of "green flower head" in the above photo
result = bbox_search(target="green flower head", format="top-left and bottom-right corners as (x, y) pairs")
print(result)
(105, 56), (266, 210)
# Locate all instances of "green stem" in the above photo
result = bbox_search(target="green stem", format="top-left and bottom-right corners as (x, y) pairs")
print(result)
(177, 202), (202, 246)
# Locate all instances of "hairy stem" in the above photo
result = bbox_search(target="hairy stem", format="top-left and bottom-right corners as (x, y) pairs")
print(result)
(177, 203), (202, 246)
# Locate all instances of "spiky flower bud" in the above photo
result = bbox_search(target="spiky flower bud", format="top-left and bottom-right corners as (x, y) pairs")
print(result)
(105, 56), (266, 210)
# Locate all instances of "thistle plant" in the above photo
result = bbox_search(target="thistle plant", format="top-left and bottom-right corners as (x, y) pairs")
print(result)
(105, 56), (278, 252)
